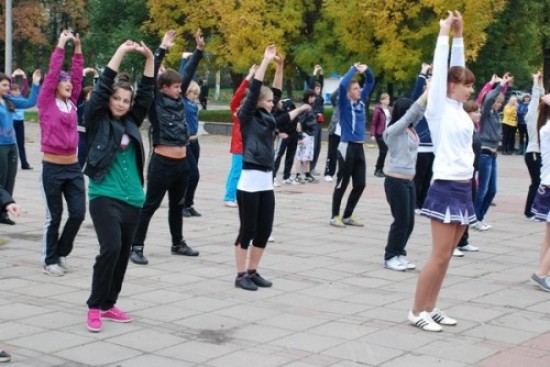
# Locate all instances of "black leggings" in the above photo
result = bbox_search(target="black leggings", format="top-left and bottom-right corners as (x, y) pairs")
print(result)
(524, 152), (541, 217)
(332, 142), (366, 218)
(235, 189), (275, 250)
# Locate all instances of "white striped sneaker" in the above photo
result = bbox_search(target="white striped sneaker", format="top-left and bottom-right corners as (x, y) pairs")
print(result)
(430, 308), (458, 326)
(408, 311), (442, 332)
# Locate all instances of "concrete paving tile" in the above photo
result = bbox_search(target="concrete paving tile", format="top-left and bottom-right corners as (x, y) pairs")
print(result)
(126, 289), (193, 305)
(156, 340), (238, 364)
(131, 304), (201, 323)
(206, 349), (296, 367)
(308, 321), (378, 340)
(107, 329), (189, 353)
(2, 126), (550, 366)
(270, 332), (346, 353)
(464, 323), (538, 344)
(54, 341), (142, 366)
(213, 303), (282, 322)
(173, 312), (246, 331)
(259, 312), (330, 331)
(0, 321), (45, 339)
(492, 311), (550, 333)
(171, 295), (241, 313)
(115, 354), (194, 366)
(230, 323), (294, 343)
(473, 288), (549, 308)
(18, 310), (82, 329)
(382, 354), (467, 367)
(359, 327), (441, 352)
(475, 348), (549, 367)
(415, 338), (496, 364)
(322, 340), (404, 366)
(0, 303), (49, 319)
(9, 330), (95, 354)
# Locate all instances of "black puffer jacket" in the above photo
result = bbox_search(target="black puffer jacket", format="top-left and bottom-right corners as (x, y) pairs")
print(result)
(84, 67), (154, 183)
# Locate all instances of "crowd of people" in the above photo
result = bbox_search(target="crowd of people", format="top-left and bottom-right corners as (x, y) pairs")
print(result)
(2, 9), (550, 362)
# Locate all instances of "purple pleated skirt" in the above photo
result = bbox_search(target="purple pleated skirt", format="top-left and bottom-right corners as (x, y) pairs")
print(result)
(421, 180), (477, 224)
(531, 185), (550, 222)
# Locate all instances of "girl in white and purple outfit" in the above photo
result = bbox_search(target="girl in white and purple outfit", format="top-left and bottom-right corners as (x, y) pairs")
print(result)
(528, 71), (550, 292)
(409, 11), (476, 332)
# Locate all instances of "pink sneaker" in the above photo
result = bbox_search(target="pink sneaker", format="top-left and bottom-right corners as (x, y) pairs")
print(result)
(101, 306), (133, 323)
(87, 309), (102, 332)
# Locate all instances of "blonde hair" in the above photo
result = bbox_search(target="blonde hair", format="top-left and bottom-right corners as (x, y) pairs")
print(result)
(186, 80), (200, 96)
(258, 85), (273, 103)
(380, 93), (390, 101)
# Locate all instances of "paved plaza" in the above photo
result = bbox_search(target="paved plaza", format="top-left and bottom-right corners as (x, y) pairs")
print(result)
(1, 122), (550, 366)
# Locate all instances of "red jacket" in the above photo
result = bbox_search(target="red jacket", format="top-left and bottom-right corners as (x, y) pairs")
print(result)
(370, 105), (389, 138)
(229, 79), (249, 154)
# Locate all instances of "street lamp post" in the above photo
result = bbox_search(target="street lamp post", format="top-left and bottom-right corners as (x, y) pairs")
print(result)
(5, 0), (12, 74)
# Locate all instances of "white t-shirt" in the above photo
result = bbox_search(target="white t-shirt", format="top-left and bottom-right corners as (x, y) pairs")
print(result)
(237, 169), (273, 192)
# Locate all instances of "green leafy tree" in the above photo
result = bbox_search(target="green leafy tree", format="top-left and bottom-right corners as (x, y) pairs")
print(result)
(82, 0), (157, 78)
(469, 1), (543, 91)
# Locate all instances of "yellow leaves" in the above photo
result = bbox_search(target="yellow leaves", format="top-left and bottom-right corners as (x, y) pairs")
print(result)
(146, 0), (508, 81)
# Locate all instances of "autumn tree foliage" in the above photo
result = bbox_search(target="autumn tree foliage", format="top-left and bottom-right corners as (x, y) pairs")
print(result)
(0, 0), (87, 69)
(146, 0), (508, 88)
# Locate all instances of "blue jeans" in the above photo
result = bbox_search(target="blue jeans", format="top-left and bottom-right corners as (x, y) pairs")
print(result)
(224, 154), (243, 202)
(474, 153), (497, 221)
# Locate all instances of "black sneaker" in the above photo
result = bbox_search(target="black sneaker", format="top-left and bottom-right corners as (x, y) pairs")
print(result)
(130, 245), (149, 265)
(187, 207), (202, 217)
(182, 208), (192, 217)
(374, 169), (385, 178)
(235, 275), (258, 291)
(0, 350), (11, 363)
(0, 213), (15, 225)
(248, 272), (273, 288)
(171, 242), (199, 256)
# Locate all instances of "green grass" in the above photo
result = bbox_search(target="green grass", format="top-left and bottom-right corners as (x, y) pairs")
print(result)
(25, 111), (38, 122)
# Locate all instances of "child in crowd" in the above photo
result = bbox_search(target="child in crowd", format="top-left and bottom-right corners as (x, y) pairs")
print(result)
(295, 90), (319, 183)
(382, 87), (429, 271)
(371, 93), (391, 177)
(234, 45), (310, 290)
(472, 72), (513, 231)
(517, 94), (530, 155)
(528, 71), (550, 292)
(0, 69), (40, 225)
(524, 73), (544, 221)
(84, 39), (154, 332)
(10, 80), (33, 170)
(329, 62), (375, 228)
(454, 100), (482, 256)
(502, 95), (518, 155)
(410, 11), (475, 332)
(38, 30), (85, 277)
(223, 64), (257, 207)
(181, 79), (202, 218)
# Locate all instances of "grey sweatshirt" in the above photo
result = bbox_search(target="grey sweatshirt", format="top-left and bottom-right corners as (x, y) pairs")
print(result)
(383, 102), (426, 177)
(479, 84), (504, 149)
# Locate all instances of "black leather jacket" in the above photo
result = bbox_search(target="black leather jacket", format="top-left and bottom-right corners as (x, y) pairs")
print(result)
(237, 79), (289, 170)
(149, 47), (203, 147)
(84, 67), (154, 183)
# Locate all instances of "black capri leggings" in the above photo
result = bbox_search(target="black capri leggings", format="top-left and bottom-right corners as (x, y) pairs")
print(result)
(235, 189), (275, 250)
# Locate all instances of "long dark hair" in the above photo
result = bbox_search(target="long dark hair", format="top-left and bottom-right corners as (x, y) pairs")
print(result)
(0, 73), (15, 112)
(387, 97), (414, 128)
